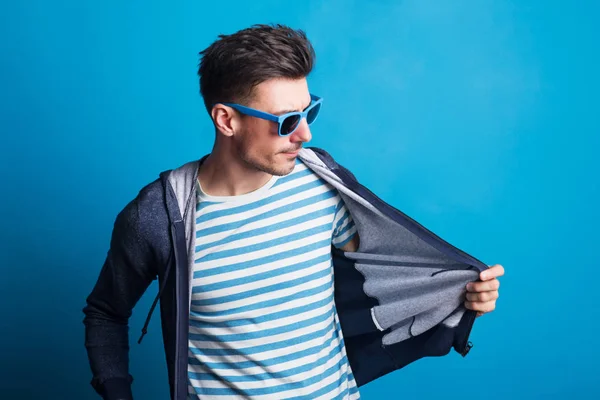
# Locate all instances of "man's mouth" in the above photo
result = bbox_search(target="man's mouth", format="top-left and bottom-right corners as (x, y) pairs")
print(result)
(282, 148), (301, 155)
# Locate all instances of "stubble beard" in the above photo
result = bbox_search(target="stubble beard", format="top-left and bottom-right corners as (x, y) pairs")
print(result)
(235, 130), (296, 177)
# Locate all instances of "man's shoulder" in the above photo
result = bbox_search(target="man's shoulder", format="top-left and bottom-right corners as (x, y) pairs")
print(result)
(138, 174), (168, 206)
(113, 175), (168, 242)
(116, 176), (159, 217)
(132, 156), (200, 213)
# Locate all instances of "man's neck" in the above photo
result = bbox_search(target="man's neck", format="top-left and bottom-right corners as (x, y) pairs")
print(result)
(198, 149), (273, 197)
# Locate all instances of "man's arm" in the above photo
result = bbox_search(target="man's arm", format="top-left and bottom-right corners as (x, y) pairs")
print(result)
(338, 231), (360, 253)
(82, 199), (157, 400)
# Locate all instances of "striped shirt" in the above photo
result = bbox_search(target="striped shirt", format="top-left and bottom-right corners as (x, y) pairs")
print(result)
(187, 158), (361, 399)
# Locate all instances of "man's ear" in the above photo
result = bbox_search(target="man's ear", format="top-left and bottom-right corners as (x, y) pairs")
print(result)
(211, 104), (237, 137)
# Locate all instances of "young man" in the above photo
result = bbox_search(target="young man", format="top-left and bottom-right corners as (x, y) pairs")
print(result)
(83, 24), (504, 400)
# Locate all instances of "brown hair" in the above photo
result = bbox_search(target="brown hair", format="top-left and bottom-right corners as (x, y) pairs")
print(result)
(197, 24), (316, 112)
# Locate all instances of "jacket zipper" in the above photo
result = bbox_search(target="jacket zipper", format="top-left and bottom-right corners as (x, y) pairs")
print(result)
(172, 220), (189, 400)
(459, 311), (476, 356)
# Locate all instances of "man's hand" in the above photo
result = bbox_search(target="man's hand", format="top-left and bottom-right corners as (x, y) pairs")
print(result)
(465, 264), (504, 317)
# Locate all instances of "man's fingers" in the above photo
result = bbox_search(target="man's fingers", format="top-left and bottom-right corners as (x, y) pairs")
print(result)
(481, 264), (505, 280)
(465, 300), (496, 313)
(465, 291), (499, 302)
(465, 265), (502, 316)
(467, 279), (500, 292)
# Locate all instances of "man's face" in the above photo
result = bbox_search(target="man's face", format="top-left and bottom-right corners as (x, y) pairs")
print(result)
(233, 77), (313, 176)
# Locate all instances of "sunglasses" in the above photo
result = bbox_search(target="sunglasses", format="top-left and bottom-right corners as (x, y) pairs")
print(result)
(221, 94), (323, 137)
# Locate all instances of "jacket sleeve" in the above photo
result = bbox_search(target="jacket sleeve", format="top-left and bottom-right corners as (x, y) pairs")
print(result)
(82, 197), (158, 400)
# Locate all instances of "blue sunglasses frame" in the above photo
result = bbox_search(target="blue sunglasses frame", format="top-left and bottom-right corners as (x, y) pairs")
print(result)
(221, 94), (323, 137)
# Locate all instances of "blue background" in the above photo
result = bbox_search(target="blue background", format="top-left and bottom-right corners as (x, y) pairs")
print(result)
(1, 1), (597, 399)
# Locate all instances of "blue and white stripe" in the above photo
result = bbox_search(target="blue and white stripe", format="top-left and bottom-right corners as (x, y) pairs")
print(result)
(187, 158), (360, 399)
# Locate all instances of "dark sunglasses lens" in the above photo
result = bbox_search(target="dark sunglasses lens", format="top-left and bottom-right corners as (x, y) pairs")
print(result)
(281, 114), (301, 135)
(306, 103), (321, 125)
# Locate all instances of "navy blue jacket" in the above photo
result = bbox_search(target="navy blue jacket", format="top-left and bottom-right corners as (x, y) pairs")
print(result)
(83, 147), (488, 400)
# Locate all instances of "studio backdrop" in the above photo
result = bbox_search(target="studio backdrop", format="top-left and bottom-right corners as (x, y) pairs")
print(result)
(1, 1), (597, 399)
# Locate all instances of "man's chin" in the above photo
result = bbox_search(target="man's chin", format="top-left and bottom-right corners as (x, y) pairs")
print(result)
(267, 156), (296, 176)
(243, 152), (296, 177)
(271, 164), (295, 176)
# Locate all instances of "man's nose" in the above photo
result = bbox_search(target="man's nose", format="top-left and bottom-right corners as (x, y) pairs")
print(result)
(291, 118), (312, 143)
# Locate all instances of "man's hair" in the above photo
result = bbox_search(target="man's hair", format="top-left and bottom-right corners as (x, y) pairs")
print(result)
(197, 24), (316, 113)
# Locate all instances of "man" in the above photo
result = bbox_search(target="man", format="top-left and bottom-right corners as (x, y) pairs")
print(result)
(83, 24), (504, 400)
